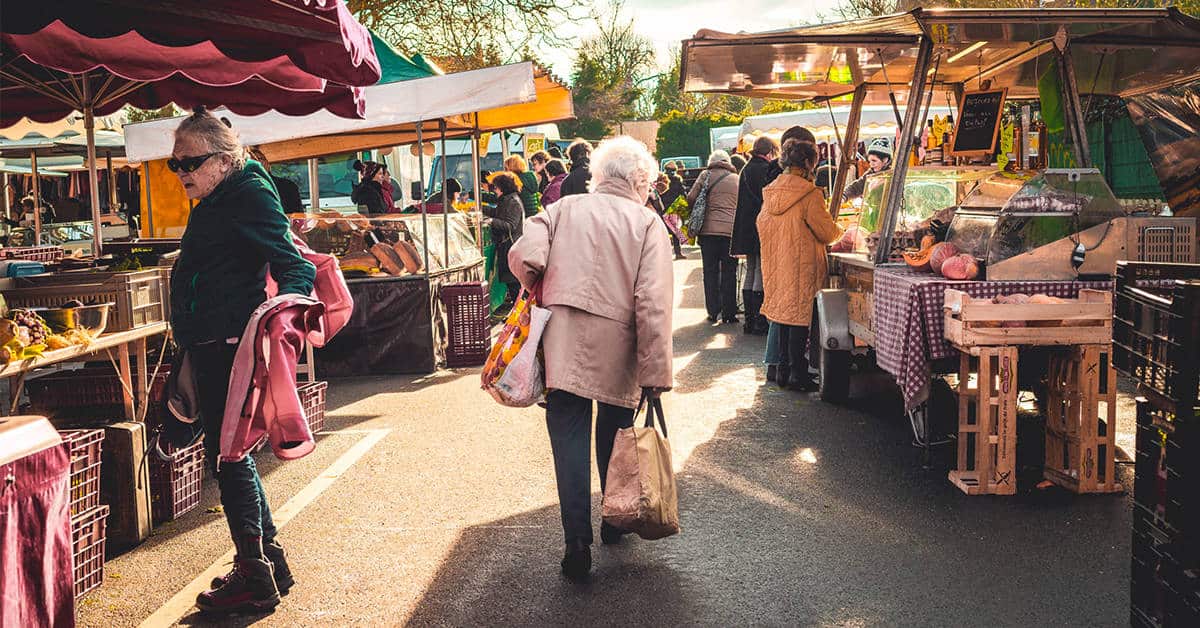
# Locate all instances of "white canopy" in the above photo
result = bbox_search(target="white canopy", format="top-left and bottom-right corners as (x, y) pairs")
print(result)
(124, 62), (538, 162)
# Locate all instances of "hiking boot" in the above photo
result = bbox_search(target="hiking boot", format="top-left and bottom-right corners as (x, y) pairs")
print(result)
(211, 541), (294, 595)
(560, 540), (591, 582)
(600, 522), (631, 545)
(196, 557), (280, 615)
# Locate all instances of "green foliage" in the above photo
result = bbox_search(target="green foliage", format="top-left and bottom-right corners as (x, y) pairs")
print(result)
(656, 111), (743, 159)
(124, 105), (178, 123)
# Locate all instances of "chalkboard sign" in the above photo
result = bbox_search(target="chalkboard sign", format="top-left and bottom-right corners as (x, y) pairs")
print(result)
(950, 88), (1008, 156)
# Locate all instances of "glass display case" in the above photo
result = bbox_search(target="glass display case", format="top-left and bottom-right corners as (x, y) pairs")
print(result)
(289, 212), (482, 279)
(853, 166), (998, 235)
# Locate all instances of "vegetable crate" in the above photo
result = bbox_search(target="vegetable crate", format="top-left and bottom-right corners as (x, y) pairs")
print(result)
(298, 380), (328, 434)
(0, 245), (65, 263)
(1043, 344), (1122, 494)
(1128, 216), (1197, 264)
(59, 429), (104, 517)
(29, 367), (171, 427)
(1114, 261), (1200, 412)
(149, 439), (205, 524)
(71, 504), (109, 599)
(440, 281), (491, 367)
(4, 269), (166, 331)
(949, 345), (1019, 495)
(944, 288), (1112, 347)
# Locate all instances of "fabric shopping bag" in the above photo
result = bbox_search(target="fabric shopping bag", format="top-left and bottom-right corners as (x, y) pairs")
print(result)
(602, 393), (681, 540)
(481, 286), (551, 407)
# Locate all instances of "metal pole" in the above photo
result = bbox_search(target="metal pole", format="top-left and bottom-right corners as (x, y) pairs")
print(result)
(30, 150), (42, 245)
(470, 115), (483, 253)
(143, 162), (154, 238)
(830, 84), (866, 216)
(84, 101), (103, 257)
(307, 158), (320, 211)
(440, 119), (449, 270)
(105, 151), (116, 212)
(417, 121), (430, 277)
(874, 36), (934, 266)
(1057, 46), (1093, 168)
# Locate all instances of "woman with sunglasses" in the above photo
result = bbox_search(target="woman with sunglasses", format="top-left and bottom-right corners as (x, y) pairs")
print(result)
(169, 108), (315, 615)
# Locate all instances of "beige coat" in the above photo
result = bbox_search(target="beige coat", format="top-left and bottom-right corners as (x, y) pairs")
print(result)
(687, 162), (739, 237)
(509, 179), (674, 408)
(758, 171), (844, 327)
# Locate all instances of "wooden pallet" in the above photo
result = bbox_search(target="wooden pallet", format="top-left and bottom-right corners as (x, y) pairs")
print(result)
(944, 289), (1112, 347)
(949, 345), (1019, 496)
(1044, 344), (1123, 494)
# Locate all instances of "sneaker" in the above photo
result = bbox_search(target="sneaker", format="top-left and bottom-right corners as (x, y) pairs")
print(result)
(196, 558), (281, 615)
(210, 542), (294, 596)
(560, 540), (591, 582)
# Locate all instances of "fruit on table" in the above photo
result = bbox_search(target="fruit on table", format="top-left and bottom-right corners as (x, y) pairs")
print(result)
(940, 253), (980, 280)
(920, 234), (937, 250)
(831, 226), (868, 253)
(902, 241), (937, 272)
(928, 242), (960, 275)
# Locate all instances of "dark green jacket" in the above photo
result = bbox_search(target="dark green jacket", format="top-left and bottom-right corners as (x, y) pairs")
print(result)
(171, 160), (316, 348)
(517, 171), (541, 217)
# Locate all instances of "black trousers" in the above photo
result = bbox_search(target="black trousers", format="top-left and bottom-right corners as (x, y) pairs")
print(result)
(544, 390), (635, 545)
(698, 235), (738, 319)
(776, 324), (812, 375)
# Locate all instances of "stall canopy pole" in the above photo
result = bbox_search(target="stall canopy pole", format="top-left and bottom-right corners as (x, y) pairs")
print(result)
(470, 115), (483, 253)
(105, 151), (116, 212)
(1057, 46), (1093, 168)
(417, 121), (431, 277)
(874, 36), (934, 266)
(84, 100), (104, 257)
(307, 158), (320, 211)
(30, 151), (42, 245)
(143, 162), (154, 238)
(440, 119), (449, 269)
(829, 83), (866, 217)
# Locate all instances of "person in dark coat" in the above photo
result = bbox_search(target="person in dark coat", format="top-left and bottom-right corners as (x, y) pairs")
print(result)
(560, 139), (592, 197)
(730, 136), (779, 336)
(660, 162), (686, 210)
(350, 159), (389, 214)
(248, 148), (303, 214)
(484, 171), (525, 303)
(529, 150), (551, 193)
(505, 154), (542, 217)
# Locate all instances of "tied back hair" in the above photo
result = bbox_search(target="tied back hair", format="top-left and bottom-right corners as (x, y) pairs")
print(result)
(176, 106), (245, 171)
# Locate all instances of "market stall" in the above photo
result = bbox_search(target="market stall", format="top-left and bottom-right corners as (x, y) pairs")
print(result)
(682, 8), (1200, 482)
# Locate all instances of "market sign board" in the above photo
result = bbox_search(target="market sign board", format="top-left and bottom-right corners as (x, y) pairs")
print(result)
(951, 88), (1008, 157)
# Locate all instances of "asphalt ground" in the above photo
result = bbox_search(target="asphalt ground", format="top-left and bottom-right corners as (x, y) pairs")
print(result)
(78, 250), (1135, 627)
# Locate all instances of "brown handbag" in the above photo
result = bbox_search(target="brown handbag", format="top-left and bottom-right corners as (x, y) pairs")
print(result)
(602, 393), (681, 540)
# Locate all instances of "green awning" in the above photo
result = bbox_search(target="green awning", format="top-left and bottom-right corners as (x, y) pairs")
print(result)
(371, 32), (441, 83)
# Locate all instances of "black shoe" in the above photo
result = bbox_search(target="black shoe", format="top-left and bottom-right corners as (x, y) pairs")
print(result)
(707, 314), (719, 323)
(561, 540), (591, 582)
(196, 558), (281, 615)
(211, 542), (295, 595)
(794, 376), (819, 392)
(766, 364), (778, 383)
(723, 316), (740, 324)
(600, 522), (631, 545)
(777, 366), (791, 389)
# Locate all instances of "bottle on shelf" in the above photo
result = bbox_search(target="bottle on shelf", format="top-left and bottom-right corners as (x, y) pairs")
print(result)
(941, 115), (955, 165)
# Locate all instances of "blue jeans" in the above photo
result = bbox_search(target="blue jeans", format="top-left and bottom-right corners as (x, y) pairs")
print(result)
(194, 342), (277, 546)
(544, 390), (635, 545)
(764, 321), (782, 365)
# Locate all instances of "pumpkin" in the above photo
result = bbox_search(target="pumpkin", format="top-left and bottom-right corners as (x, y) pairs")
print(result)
(901, 242), (937, 272)
(940, 253), (980, 280)
(920, 234), (937, 249)
(929, 242), (960, 274)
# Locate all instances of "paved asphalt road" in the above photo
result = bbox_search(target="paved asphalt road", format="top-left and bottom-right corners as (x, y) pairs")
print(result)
(78, 251), (1135, 627)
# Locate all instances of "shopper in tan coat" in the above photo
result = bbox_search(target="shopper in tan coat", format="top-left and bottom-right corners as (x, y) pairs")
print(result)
(758, 139), (843, 390)
(687, 150), (741, 322)
(509, 136), (673, 581)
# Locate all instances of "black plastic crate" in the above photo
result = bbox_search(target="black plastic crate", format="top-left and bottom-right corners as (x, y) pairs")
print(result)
(1134, 401), (1199, 540)
(1115, 262), (1200, 410)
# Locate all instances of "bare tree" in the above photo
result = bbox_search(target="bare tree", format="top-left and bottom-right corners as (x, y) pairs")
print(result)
(560, 2), (657, 137)
(349, 0), (589, 72)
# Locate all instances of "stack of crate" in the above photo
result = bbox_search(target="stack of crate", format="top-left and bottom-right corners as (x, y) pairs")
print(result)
(1114, 261), (1200, 627)
(59, 429), (109, 600)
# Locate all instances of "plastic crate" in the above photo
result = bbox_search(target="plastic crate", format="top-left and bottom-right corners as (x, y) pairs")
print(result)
(28, 367), (171, 426)
(59, 429), (104, 518)
(1, 245), (65, 262)
(1134, 399), (1199, 540)
(440, 281), (490, 367)
(298, 381), (328, 434)
(1129, 216), (1197, 264)
(4, 269), (167, 331)
(1114, 262), (1200, 409)
(71, 505), (109, 599)
(149, 439), (205, 524)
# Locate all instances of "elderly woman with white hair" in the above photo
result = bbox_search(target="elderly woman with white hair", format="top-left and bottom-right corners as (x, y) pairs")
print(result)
(687, 149), (741, 323)
(509, 136), (674, 581)
(168, 108), (314, 614)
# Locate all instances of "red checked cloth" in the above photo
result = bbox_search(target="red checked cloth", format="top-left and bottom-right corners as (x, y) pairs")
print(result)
(871, 264), (1111, 411)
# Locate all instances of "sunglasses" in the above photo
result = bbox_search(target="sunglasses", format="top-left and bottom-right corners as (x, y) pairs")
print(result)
(167, 153), (217, 173)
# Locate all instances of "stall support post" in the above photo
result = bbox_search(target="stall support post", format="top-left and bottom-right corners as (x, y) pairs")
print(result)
(874, 36), (934, 266)
(829, 83), (866, 217)
(307, 158), (320, 211)
(84, 101), (104, 257)
(143, 162), (154, 238)
(30, 151), (41, 245)
(440, 119), (449, 264)
(470, 118), (483, 253)
(1057, 46), (1093, 168)
(417, 121), (431, 276)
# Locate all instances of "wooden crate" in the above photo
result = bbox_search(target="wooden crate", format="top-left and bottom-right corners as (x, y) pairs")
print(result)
(949, 345), (1019, 495)
(944, 288), (1112, 347)
(1044, 344), (1123, 494)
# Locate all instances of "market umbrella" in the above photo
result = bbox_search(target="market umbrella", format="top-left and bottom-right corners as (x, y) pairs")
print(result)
(1, 1), (380, 254)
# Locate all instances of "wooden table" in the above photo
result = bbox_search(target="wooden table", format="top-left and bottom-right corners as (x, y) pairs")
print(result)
(2, 322), (170, 421)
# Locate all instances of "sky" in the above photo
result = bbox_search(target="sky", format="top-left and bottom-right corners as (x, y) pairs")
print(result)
(542, 0), (845, 79)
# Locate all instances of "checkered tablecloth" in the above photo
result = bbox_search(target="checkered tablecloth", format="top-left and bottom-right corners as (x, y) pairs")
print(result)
(871, 264), (1112, 411)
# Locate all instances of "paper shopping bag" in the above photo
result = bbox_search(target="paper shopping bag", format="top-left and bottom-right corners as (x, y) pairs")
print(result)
(602, 394), (680, 540)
